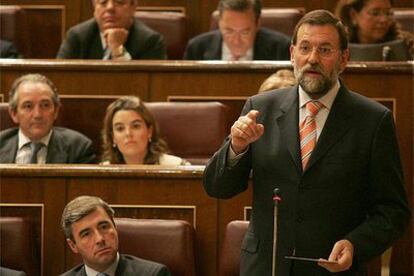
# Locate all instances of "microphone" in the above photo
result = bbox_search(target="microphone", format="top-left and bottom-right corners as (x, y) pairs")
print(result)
(382, 45), (391, 61)
(272, 188), (282, 276)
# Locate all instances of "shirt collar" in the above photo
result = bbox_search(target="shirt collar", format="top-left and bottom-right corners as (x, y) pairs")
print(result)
(85, 252), (120, 276)
(221, 42), (253, 61)
(298, 80), (340, 110)
(18, 129), (53, 150)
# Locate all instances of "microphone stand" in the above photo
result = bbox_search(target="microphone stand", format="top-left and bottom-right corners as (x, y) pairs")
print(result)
(272, 188), (281, 276)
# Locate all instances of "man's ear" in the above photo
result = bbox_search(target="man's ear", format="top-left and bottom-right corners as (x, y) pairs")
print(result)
(67, 238), (79, 254)
(8, 107), (19, 124)
(290, 45), (295, 64)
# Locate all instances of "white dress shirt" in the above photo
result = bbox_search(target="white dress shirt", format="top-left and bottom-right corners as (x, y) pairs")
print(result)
(85, 252), (120, 276)
(227, 81), (341, 164)
(15, 130), (53, 164)
(222, 42), (253, 61)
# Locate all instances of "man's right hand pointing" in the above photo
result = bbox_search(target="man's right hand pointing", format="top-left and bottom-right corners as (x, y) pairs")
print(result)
(230, 110), (264, 154)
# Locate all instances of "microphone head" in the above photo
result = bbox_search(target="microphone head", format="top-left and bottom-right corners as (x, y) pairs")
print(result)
(273, 188), (281, 202)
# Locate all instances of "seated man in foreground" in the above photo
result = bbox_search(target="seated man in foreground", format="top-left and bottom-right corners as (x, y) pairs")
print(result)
(0, 74), (95, 163)
(60, 195), (171, 275)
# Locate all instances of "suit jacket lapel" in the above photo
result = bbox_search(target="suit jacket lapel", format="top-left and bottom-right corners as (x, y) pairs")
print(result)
(88, 21), (105, 59)
(305, 84), (353, 171)
(46, 130), (69, 163)
(276, 86), (302, 173)
(0, 135), (18, 163)
(205, 31), (222, 59)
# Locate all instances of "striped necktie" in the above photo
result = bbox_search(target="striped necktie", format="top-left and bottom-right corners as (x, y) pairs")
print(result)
(299, 101), (323, 170)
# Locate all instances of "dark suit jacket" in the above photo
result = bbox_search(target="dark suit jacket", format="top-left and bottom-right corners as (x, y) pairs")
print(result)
(0, 127), (95, 163)
(60, 254), (171, 276)
(203, 84), (411, 275)
(0, 40), (20, 58)
(183, 28), (291, 60)
(57, 18), (166, 59)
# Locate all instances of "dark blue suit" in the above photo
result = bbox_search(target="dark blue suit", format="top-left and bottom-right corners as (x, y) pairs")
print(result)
(184, 28), (291, 60)
(57, 18), (166, 59)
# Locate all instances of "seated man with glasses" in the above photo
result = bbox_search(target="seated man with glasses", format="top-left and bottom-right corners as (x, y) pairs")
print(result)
(57, 0), (166, 60)
(335, 0), (413, 60)
(183, 0), (291, 61)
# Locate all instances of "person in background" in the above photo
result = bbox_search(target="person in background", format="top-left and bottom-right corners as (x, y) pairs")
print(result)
(258, 69), (296, 93)
(101, 96), (190, 165)
(57, 0), (166, 60)
(203, 9), (410, 275)
(183, 0), (290, 61)
(0, 39), (21, 58)
(335, 0), (414, 59)
(0, 74), (95, 164)
(60, 195), (171, 275)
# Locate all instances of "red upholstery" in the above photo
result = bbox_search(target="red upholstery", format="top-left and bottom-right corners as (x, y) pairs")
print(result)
(146, 101), (228, 165)
(0, 102), (15, 130)
(218, 220), (248, 276)
(218, 220), (385, 276)
(134, 11), (187, 59)
(0, 5), (30, 57)
(210, 8), (305, 36)
(114, 218), (196, 276)
(0, 217), (39, 276)
(393, 8), (414, 34)
(1, 100), (228, 165)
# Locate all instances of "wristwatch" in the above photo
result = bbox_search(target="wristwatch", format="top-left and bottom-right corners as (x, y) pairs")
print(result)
(112, 45), (125, 58)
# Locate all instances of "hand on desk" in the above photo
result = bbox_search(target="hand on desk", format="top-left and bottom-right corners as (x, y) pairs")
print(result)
(318, 239), (354, 272)
(230, 110), (264, 154)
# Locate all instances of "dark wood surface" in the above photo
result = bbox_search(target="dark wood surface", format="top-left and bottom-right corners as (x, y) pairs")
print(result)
(0, 165), (410, 276)
(0, 60), (412, 275)
(1, 1), (413, 58)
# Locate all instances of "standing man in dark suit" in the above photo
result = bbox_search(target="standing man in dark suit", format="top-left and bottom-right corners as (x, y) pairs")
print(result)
(57, 0), (166, 60)
(60, 195), (171, 276)
(0, 74), (95, 164)
(183, 0), (290, 61)
(203, 10), (410, 275)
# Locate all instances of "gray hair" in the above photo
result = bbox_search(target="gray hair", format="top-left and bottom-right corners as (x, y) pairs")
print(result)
(218, 0), (261, 21)
(8, 74), (60, 112)
(61, 195), (115, 240)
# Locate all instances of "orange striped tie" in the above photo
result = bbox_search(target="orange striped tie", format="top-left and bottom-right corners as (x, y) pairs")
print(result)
(300, 101), (323, 169)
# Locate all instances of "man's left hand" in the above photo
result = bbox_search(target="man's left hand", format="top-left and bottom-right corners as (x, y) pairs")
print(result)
(318, 239), (354, 272)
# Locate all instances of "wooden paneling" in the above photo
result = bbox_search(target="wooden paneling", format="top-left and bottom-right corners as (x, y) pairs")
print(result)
(1, 1), (413, 58)
(0, 165), (220, 276)
(0, 60), (412, 275)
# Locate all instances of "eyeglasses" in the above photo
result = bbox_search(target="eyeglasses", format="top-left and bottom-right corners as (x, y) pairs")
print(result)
(366, 9), (394, 18)
(296, 44), (339, 58)
(221, 28), (253, 39)
(95, 0), (129, 6)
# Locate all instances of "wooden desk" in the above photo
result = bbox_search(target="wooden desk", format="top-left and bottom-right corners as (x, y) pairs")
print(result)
(0, 164), (253, 276)
(0, 60), (412, 275)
